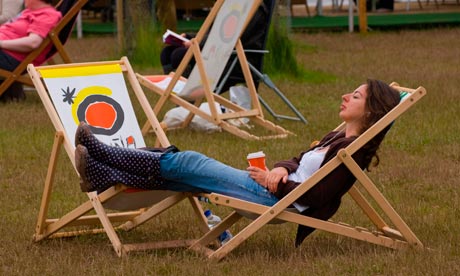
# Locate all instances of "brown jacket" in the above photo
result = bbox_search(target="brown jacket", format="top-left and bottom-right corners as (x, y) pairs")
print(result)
(273, 131), (370, 246)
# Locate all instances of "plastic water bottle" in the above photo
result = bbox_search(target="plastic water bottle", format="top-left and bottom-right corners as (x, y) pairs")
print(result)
(204, 209), (233, 245)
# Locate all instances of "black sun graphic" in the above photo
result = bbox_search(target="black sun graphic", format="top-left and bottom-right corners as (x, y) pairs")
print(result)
(61, 86), (76, 105)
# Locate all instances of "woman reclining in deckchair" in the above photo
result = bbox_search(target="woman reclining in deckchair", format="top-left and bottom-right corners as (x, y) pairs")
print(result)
(74, 79), (401, 246)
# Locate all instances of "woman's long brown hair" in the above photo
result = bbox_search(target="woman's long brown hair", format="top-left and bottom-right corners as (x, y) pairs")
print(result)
(361, 79), (401, 170)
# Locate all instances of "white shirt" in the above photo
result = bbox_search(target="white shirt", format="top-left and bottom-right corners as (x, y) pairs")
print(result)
(288, 148), (327, 212)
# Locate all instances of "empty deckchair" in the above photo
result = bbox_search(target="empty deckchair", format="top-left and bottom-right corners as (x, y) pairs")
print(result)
(189, 83), (426, 261)
(0, 0), (89, 97)
(137, 0), (293, 140)
(28, 57), (209, 257)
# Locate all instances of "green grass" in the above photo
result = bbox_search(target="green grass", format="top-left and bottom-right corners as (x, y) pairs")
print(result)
(1, 27), (460, 275)
(129, 23), (164, 69)
(266, 21), (337, 83)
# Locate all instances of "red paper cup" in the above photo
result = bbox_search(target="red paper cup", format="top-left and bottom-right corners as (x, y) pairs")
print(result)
(247, 151), (267, 171)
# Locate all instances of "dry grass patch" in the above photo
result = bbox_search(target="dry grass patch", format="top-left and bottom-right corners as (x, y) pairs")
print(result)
(1, 28), (459, 275)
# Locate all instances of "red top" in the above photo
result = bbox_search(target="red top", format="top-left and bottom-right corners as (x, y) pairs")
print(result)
(0, 7), (62, 65)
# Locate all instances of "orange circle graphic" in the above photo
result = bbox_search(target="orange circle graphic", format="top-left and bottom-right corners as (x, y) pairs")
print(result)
(85, 102), (117, 129)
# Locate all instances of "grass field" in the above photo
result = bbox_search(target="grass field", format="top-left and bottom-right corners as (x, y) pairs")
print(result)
(1, 27), (459, 275)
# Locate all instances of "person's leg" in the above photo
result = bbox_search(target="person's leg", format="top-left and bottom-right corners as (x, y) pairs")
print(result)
(160, 151), (279, 206)
(0, 51), (24, 103)
(160, 45), (177, 74)
(0, 83), (25, 103)
(75, 145), (164, 193)
(76, 123), (278, 206)
(170, 46), (188, 69)
(75, 122), (162, 178)
(170, 46), (193, 77)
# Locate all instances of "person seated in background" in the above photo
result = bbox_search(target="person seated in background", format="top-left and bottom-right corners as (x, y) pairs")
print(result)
(0, 0), (61, 103)
(0, 0), (23, 25)
(74, 79), (401, 246)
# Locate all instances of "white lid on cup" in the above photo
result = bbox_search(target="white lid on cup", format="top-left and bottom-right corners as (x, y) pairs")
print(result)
(247, 151), (265, 159)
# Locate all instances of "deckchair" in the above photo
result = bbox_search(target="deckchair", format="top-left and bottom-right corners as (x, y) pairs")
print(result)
(137, 0), (293, 140)
(0, 0), (89, 97)
(214, 0), (308, 124)
(189, 83), (426, 261)
(28, 57), (209, 257)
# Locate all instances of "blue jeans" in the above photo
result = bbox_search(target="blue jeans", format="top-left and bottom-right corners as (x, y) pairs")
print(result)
(159, 151), (279, 206)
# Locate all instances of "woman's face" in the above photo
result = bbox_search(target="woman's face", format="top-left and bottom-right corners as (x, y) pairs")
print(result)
(339, 84), (368, 123)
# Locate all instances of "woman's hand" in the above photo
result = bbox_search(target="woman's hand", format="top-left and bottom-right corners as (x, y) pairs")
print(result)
(247, 166), (288, 193)
(183, 40), (192, 48)
(181, 33), (192, 48)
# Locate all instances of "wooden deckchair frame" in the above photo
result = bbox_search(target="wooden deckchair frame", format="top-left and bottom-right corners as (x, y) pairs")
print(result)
(28, 57), (208, 257)
(0, 0), (89, 96)
(188, 83), (426, 261)
(137, 0), (292, 140)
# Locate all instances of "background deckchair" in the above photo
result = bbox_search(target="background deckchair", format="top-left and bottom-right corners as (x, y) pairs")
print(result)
(214, 0), (308, 124)
(28, 57), (209, 257)
(0, 0), (89, 97)
(189, 83), (426, 261)
(137, 0), (293, 140)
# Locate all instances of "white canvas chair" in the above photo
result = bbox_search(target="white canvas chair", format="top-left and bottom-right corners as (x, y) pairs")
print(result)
(215, 0), (308, 124)
(137, 0), (293, 140)
(188, 83), (426, 261)
(28, 57), (209, 257)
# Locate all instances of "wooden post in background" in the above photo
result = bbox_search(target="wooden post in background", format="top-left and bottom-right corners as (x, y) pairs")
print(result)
(117, 0), (124, 50)
(358, 0), (368, 34)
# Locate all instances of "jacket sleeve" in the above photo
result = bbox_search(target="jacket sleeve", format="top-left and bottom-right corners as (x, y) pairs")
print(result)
(185, 33), (195, 40)
(295, 199), (341, 247)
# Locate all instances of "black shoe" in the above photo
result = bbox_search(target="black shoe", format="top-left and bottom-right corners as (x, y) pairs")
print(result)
(0, 84), (25, 103)
(75, 145), (94, 192)
(75, 121), (92, 147)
